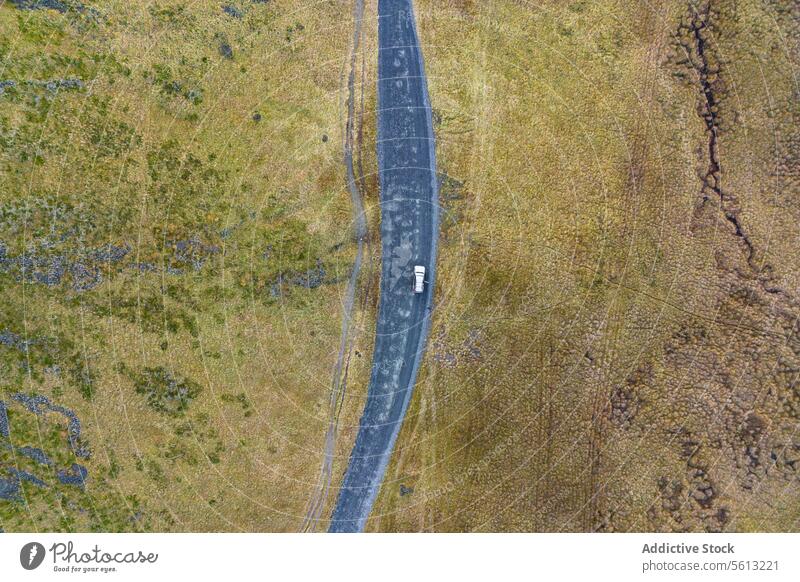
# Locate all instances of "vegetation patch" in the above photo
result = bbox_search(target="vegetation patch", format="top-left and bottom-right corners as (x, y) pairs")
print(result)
(124, 365), (202, 416)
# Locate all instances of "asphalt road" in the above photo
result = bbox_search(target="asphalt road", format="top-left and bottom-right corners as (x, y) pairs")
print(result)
(328, 0), (439, 532)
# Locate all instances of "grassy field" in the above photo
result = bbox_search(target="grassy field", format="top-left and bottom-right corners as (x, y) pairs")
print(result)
(0, 0), (371, 531)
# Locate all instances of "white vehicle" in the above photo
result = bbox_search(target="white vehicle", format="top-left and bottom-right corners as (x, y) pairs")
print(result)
(413, 265), (426, 294)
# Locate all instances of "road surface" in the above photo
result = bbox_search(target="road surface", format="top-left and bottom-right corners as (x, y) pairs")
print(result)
(328, 0), (439, 532)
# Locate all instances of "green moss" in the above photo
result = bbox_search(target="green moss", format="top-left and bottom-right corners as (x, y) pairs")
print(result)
(124, 365), (202, 416)
(221, 392), (253, 417)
